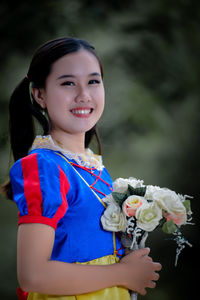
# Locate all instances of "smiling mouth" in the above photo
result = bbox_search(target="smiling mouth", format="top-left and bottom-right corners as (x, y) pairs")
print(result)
(70, 108), (93, 117)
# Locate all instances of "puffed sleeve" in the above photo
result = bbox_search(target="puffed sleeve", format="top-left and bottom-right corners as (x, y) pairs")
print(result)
(9, 152), (70, 230)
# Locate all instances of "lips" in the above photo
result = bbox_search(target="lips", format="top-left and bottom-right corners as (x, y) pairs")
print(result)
(70, 107), (93, 118)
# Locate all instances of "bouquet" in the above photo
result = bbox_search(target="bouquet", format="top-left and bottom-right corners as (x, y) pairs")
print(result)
(101, 177), (193, 299)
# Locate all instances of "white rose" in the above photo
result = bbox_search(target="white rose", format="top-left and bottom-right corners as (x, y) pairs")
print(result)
(151, 189), (187, 225)
(136, 202), (162, 232)
(145, 185), (163, 199)
(102, 193), (116, 205)
(101, 197), (127, 232)
(113, 177), (144, 193)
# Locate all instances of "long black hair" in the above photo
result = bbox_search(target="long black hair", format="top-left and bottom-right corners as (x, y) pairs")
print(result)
(2, 37), (103, 199)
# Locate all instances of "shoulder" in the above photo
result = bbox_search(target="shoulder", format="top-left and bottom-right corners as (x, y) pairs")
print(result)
(11, 149), (60, 168)
(9, 149), (65, 184)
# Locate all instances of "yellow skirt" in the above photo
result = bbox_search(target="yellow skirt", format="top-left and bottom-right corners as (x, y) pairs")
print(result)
(27, 255), (130, 300)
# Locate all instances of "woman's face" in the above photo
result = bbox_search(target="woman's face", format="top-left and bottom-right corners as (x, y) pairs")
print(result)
(34, 50), (105, 137)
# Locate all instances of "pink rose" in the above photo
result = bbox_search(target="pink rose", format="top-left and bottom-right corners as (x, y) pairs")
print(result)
(122, 195), (146, 217)
(164, 211), (187, 225)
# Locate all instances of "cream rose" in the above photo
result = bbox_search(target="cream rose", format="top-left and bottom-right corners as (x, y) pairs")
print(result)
(151, 189), (187, 225)
(145, 185), (163, 199)
(136, 202), (162, 232)
(101, 195), (127, 232)
(113, 177), (144, 193)
(122, 195), (146, 217)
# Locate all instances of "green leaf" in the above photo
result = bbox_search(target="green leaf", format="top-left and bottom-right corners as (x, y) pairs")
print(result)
(125, 189), (131, 198)
(162, 220), (177, 234)
(112, 192), (126, 207)
(127, 184), (136, 194)
(128, 184), (146, 196)
(183, 200), (191, 213)
(159, 217), (166, 227)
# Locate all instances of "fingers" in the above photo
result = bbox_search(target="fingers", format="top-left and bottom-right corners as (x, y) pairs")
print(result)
(120, 247), (162, 294)
(153, 272), (160, 281)
(140, 288), (147, 296)
(145, 275), (159, 290)
(147, 280), (156, 289)
(145, 271), (160, 290)
(123, 247), (150, 261)
(145, 256), (152, 262)
(135, 247), (150, 257)
(154, 262), (162, 271)
(139, 278), (158, 295)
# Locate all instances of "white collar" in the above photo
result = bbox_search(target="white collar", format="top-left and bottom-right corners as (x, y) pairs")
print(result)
(30, 135), (104, 171)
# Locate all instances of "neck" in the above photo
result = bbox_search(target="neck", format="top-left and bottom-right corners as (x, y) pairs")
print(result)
(50, 130), (86, 154)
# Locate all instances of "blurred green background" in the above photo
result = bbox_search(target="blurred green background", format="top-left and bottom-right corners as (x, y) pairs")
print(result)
(0, 0), (199, 299)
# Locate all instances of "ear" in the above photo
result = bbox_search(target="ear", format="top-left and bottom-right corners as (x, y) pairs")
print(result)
(31, 87), (47, 109)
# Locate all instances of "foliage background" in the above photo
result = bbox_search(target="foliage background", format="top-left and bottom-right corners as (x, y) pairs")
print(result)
(0, 0), (199, 299)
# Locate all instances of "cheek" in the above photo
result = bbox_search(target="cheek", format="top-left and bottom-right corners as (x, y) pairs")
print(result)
(45, 95), (65, 123)
(96, 97), (105, 117)
(96, 88), (105, 109)
(45, 89), (69, 109)
(46, 100), (62, 117)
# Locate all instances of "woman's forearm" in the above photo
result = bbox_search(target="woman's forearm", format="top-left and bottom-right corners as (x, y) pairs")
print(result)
(17, 224), (161, 296)
(21, 260), (123, 295)
(17, 224), (124, 294)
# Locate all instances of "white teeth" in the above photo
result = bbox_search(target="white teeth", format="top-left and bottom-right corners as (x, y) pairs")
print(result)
(71, 109), (91, 114)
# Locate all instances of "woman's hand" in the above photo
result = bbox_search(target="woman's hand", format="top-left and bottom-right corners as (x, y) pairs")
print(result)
(119, 248), (162, 295)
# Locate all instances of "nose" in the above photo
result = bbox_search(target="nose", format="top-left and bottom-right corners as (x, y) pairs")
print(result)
(75, 86), (91, 103)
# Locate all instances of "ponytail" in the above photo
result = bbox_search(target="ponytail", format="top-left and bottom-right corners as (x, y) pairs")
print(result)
(9, 77), (35, 161)
(1, 77), (49, 199)
(9, 77), (49, 161)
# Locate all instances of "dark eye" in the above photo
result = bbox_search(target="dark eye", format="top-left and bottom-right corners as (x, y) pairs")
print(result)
(88, 79), (100, 84)
(61, 81), (75, 86)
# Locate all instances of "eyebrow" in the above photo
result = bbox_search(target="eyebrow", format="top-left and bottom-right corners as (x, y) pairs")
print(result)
(56, 72), (101, 80)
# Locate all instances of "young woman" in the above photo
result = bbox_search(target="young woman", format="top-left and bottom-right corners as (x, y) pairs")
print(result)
(3, 37), (161, 300)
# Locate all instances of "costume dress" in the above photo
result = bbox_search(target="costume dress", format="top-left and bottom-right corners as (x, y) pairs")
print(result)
(10, 135), (131, 300)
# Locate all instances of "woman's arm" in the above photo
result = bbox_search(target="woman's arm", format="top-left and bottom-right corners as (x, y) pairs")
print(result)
(17, 223), (161, 296)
